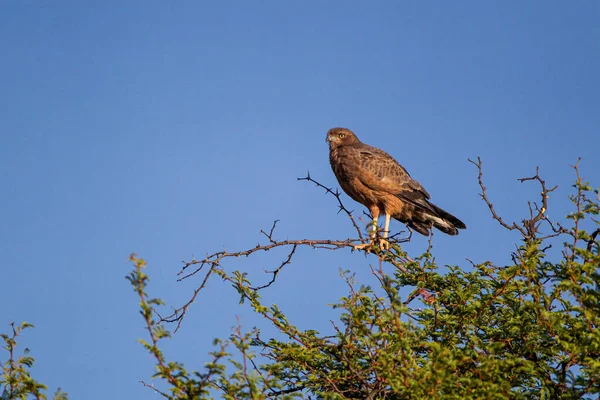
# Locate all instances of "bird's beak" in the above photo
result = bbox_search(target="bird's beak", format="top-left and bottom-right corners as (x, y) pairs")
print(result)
(326, 135), (332, 143)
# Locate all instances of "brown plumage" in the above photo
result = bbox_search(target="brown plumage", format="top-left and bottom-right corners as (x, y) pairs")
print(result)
(326, 127), (466, 239)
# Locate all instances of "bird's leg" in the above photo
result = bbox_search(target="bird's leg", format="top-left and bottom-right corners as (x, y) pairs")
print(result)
(369, 210), (380, 247)
(378, 213), (391, 251)
(353, 209), (379, 251)
(369, 216), (378, 240)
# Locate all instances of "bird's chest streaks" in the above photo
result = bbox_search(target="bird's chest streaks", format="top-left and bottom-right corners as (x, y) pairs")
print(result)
(330, 150), (382, 204)
(330, 151), (360, 181)
(332, 150), (379, 180)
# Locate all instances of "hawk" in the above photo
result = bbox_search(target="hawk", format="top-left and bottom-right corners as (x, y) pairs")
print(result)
(326, 127), (466, 248)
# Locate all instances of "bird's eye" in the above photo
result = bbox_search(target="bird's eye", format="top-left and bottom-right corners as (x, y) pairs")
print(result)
(339, 133), (345, 138)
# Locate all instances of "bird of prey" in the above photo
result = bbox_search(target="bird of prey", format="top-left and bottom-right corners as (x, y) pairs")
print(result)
(326, 127), (466, 249)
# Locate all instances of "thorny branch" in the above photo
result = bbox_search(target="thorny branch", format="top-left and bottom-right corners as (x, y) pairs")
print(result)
(298, 172), (364, 240)
(251, 244), (297, 291)
(162, 235), (359, 332)
(139, 381), (169, 397)
(517, 166), (561, 238)
(468, 157), (526, 235)
(159, 174), (410, 332)
(468, 157), (564, 240)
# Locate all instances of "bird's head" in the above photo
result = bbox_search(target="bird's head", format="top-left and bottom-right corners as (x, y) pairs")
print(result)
(326, 127), (360, 149)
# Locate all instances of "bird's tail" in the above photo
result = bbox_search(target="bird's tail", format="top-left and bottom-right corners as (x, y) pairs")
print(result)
(425, 203), (466, 236)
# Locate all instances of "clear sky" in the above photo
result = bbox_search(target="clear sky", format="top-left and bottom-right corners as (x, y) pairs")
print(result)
(1, 1), (599, 398)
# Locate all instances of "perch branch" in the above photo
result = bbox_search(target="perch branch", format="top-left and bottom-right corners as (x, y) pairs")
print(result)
(162, 218), (409, 332)
(159, 174), (411, 332)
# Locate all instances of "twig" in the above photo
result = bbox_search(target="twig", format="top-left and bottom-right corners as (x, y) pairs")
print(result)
(469, 157), (564, 240)
(468, 157), (527, 236)
(161, 264), (217, 332)
(251, 244), (298, 290)
(261, 220), (280, 243)
(517, 166), (559, 238)
(298, 172), (364, 240)
(139, 381), (169, 397)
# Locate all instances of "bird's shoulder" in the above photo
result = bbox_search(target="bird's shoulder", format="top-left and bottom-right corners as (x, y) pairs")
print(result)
(346, 143), (409, 176)
(339, 142), (430, 198)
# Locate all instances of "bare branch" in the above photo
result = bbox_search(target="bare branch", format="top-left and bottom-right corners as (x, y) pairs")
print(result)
(298, 173), (365, 240)
(162, 229), (409, 332)
(469, 157), (566, 240)
(468, 157), (527, 236)
(517, 166), (559, 238)
(180, 238), (364, 279)
(260, 219), (280, 243)
(139, 381), (169, 398)
(160, 264), (217, 333)
(251, 244), (298, 291)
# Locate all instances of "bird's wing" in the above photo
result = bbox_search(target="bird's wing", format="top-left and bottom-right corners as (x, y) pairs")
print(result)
(352, 145), (438, 214)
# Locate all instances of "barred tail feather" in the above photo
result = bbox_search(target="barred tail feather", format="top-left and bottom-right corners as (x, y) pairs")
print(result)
(427, 203), (466, 236)
(431, 204), (466, 229)
(395, 202), (466, 236)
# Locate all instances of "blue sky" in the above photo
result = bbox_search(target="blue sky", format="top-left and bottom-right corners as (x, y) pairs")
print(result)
(1, 1), (599, 398)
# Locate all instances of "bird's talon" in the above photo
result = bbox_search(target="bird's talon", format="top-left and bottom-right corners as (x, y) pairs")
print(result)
(353, 242), (375, 252)
(378, 239), (390, 251)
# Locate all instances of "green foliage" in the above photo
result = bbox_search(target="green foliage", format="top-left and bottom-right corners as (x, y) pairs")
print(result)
(129, 164), (599, 399)
(1, 322), (68, 400)
(4, 164), (598, 399)
(127, 255), (299, 399)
